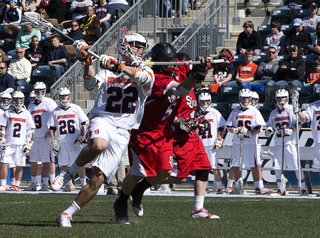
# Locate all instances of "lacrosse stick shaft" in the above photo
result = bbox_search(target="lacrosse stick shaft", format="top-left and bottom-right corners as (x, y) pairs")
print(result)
(280, 130), (286, 193)
(145, 59), (225, 66)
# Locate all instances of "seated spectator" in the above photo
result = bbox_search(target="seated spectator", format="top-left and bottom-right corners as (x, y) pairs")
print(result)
(0, 62), (15, 93)
(7, 47), (32, 86)
(21, 0), (41, 11)
(302, 2), (320, 37)
(283, 18), (311, 55)
(36, 8), (52, 40)
(311, 21), (320, 55)
(44, 0), (66, 26)
(95, 0), (113, 35)
(278, 45), (305, 87)
(226, 49), (258, 87)
(70, 0), (93, 20)
(212, 49), (236, 88)
(25, 35), (46, 70)
(255, 46), (279, 86)
(60, 20), (84, 56)
(305, 60), (320, 89)
(0, 0), (7, 23)
(0, 49), (7, 65)
(16, 22), (41, 50)
(37, 36), (68, 82)
(3, 0), (22, 38)
(108, 0), (130, 14)
(261, 21), (285, 54)
(232, 21), (262, 56)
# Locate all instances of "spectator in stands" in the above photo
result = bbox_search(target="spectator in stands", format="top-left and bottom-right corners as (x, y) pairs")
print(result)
(0, 49), (7, 64)
(7, 47), (32, 86)
(36, 8), (52, 40)
(302, 2), (320, 37)
(233, 21), (262, 56)
(44, 0), (66, 26)
(22, 0), (41, 11)
(15, 22), (41, 50)
(95, 0), (113, 35)
(0, 0), (7, 23)
(60, 20), (84, 57)
(305, 60), (320, 89)
(255, 46), (279, 86)
(108, 0), (130, 14)
(3, 0), (22, 38)
(278, 45), (306, 86)
(310, 21), (320, 55)
(0, 62), (15, 93)
(70, 0), (93, 20)
(37, 36), (68, 82)
(261, 21), (285, 55)
(25, 35), (46, 70)
(283, 18), (311, 55)
(226, 49), (258, 87)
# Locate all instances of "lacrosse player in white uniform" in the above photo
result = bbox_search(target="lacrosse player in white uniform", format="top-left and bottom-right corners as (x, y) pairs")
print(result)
(0, 91), (35, 191)
(197, 92), (226, 194)
(225, 89), (271, 195)
(47, 87), (88, 191)
(266, 89), (307, 196)
(52, 33), (154, 227)
(251, 91), (259, 107)
(26, 82), (58, 191)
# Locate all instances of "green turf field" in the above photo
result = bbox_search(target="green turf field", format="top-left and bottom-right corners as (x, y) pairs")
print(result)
(0, 193), (319, 238)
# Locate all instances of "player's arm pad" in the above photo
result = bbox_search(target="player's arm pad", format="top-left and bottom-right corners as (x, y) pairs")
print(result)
(83, 74), (101, 92)
(50, 126), (57, 131)
(131, 67), (153, 86)
(171, 82), (191, 97)
(81, 121), (87, 126)
(218, 126), (225, 132)
(26, 129), (34, 141)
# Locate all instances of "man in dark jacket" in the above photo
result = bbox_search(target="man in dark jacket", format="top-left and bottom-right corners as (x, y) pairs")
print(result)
(278, 45), (306, 86)
(25, 35), (46, 70)
(60, 20), (84, 56)
(0, 62), (15, 93)
(45, 0), (66, 25)
(283, 18), (311, 55)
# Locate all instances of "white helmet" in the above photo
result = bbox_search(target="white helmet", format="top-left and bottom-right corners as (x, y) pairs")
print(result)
(239, 89), (252, 109)
(251, 91), (259, 107)
(58, 87), (70, 107)
(117, 33), (148, 61)
(198, 92), (211, 112)
(275, 89), (289, 110)
(12, 91), (25, 110)
(33, 82), (46, 101)
(0, 91), (12, 110)
(29, 90), (36, 103)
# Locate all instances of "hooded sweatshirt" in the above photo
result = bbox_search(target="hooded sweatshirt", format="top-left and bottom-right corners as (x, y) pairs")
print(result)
(262, 31), (285, 51)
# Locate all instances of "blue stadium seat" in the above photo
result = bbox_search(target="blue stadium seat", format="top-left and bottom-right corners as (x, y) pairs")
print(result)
(258, 24), (271, 42)
(271, 9), (289, 25)
(295, 87), (313, 104)
(223, 86), (243, 103)
(30, 68), (55, 91)
(211, 102), (231, 120)
(255, 102), (276, 122)
(281, 24), (293, 35)
(298, 9), (310, 19)
(253, 55), (268, 64)
(276, 55), (290, 61)
(233, 54), (245, 68)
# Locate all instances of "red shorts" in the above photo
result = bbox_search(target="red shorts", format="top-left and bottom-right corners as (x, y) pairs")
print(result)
(129, 128), (174, 177)
(172, 136), (211, 178)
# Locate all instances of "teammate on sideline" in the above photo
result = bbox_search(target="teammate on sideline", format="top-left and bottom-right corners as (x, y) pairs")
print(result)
(47, 87), (88, 191)
(0, 91), (35, 191)
(251, 91), (259, 107)
(51, 33), (154, 227)
(225, 89), (271, 195)
(197, 92), (226, 194)
(114, 43), (212, 224)
(26, 82), (58, 191)
(266, 89), (308, 196)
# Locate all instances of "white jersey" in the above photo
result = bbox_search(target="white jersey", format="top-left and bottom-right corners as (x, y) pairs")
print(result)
(226, 106), (265, 145)
(198, 107), (226, 147)
(28, 97), (58, 138)
(302, 101), (320, 144)
(267, 104), (297, 146)
(89, 68), (154, 130)
(0, 107), (35, 145)
(47, 103), (89, 143)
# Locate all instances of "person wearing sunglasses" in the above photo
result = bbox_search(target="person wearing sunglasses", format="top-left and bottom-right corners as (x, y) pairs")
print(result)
(59, 20), (84, 57)
(0, 62), (15, 93)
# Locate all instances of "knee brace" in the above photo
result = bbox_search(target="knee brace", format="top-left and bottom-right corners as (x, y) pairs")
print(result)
(195, 169), (209, 181)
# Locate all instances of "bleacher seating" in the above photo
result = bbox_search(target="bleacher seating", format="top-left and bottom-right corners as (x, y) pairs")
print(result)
(223, 86), (244, 103)
(30, 69), (55, 92)
(211, 102), (231, 120)
(232, 54), (245, 68)
(295, 86), (314, 104)
(257, 24), (272, 40)
(281, 24), (292, 34)
(271, 8), (310, 25)
(255, 102), (276, 122)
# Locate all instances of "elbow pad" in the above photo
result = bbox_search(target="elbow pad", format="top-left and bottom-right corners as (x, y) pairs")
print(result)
(131, 67), (153, 86)
(83, 74), (101, 92)
(171, 82), (191, 96)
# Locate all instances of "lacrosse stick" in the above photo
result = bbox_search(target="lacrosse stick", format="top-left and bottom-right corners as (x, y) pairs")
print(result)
(280, 127), (286, 194)
(237, 137), (245, 195)
(145, 59), (225, 66)
(291, 90), (301, 195)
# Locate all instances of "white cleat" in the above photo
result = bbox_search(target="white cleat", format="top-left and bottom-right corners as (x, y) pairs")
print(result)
(216, 187), (223, 194)
(190, 208), (220, 219)
(51, 171), (73, 191)
(56, 213), (72, 227)
(14, 186), (21, 191)
(64, 181), (76, 192)
(129, 196), (143, 217)
(24, 183), (40, 191)
(0, 185), (7, 191)
(158, 184), (171, 194)
(255, 187), (272, 195)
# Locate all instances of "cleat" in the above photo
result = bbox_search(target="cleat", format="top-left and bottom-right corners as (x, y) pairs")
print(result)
(39, 184), (50, 191)
(205, 188), (210, 194)
(11, 185), (15, 190)
(230, 187), (241, 194)
(216, 187), (223, 194)
(158, 184), (171, 194)
(225, 187), (233, 194)
(301, 189), (309, 196)
(56, 213), (72, 227)
(153, 184), (160, 191)
(14, 186), (21, 191)
(169, 184), (176, 191)
(98, 184), (105, 194)
(51, 170), (73, 191)
(130, 195), (143, 217)
(255, 187), (272, 195)
(190, 208), (220, 219)
(277, 189), (286, 196)
(107, 187), (118, 195)
(114, 198), (130, 224)
(64, 181), (76, 192)
(0, 185), (7, 191)
(24, 183), (40, 191)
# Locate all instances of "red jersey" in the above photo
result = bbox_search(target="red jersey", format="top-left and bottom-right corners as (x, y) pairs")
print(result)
(140, 63), (189, 132)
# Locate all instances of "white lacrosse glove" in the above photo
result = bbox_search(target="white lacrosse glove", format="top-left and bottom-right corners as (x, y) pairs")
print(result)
(244, 130), (251, 138)
(279, 128), (293, 137)
(50, 137), (61, 156)
(213, 138), (223, 151)
(235, 126), (248, 139)
(265, 126), (274, 138)
(131, 60), (146, 69)
(99, 55), (125, 74)
(74, 135), (83, 147)
(22, 140), (33, 155)
(0, 138), (6, 151)
(73, 40), (90, 61)
(292, 104), (300, 114)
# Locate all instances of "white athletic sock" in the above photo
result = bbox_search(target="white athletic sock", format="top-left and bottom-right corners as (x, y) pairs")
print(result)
(31, 176), (36, 184)
(254, 181), (259, 189)
(0, 179), (6, 186)
(68, 163), (82, 176)
(206, 182), (209, 190)
(11, 178), (15, 186)
(301, 183), (305, 190)
(259, 180), (263, 189)
(277, 182), (281, 190)
(49, 174), (55, 183)
(43, 177), (49, 186)
(193, 195), (204, 212)
(15, 181), (21, 187)
(36, 175), (41, 185)
(227, 179), (234, 188)
(80, 178), (86, 188)
(216, 181), (222, 189)
(64, 201), (81, 217)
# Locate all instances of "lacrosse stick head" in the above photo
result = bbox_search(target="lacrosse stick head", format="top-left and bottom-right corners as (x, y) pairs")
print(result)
(239, 89), (252, 109)
(22, 12), (51, 32)
(275, 89), (289, 111)
(12, 91), (24, 110)
(198, 92), (211, 112)
(117, 33), (148, 62)
(50, 137), (61, 149)
(0, 91), (12, 110)
(151, 42), (177, 78)
(290, 90), (299, 107)
(251, 91), (259, 107)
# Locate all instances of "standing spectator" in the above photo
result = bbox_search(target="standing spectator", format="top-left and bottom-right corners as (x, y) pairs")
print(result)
(305, 60), (320, 89)
(0, 62), (15, 93)
(95, 0), (113, 35)
(233, 21), (262, 56)
(283, 18), (311, 55)
(261, 21), (285, 54)
(7, 48), (32, 86)
(3, 0), (22, 38)
(70, 0), (93, 20)
(25, 35), (46, 70)
(278, 45), (306, 87)
(60, 20), (84, 57)
(44, 0), (66, 25)
(302, 2), (320, 37)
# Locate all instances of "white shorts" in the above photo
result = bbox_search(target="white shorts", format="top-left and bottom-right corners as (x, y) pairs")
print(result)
(29, 137), (53, 163)
(273, 143), (298, 170)
(1, 144), (26, 167)
(204, 146), (219, 169)
(90, 117), (130, 184)
(58, 142), (82, 167)
(312, 143), (320, 169)
(230, 143), (260, 168)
